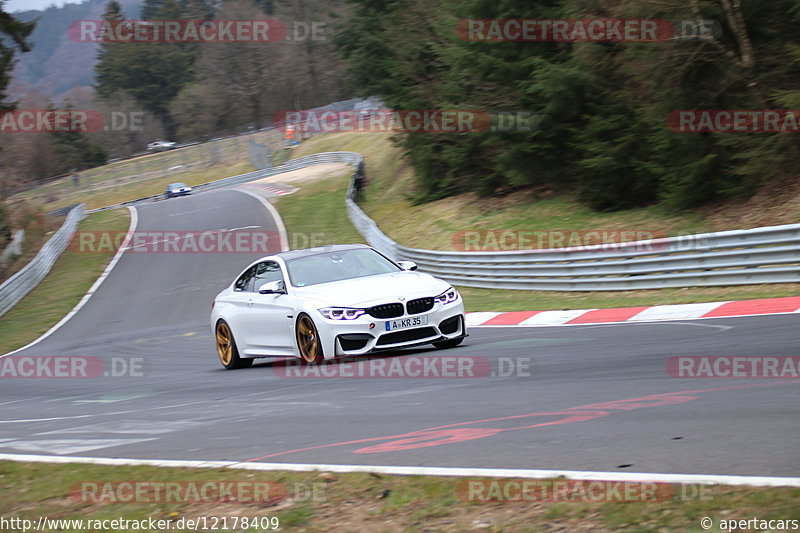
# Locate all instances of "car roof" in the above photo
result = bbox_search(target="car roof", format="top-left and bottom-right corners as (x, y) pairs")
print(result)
(276, 243), (371, 261)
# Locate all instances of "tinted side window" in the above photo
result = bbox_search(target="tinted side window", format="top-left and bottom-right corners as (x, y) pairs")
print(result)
(234, 266), (257, 292)
(253, 261), (284, 291)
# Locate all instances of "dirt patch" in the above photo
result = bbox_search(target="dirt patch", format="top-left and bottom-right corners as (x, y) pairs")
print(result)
(703, 173), (800, 229)
(251, 163), (352, 186)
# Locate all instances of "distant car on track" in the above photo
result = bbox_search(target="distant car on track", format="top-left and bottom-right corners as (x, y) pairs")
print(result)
(211, 244), (467, 369)
(164, 182), (192, 198)
(147, 140), (176, 152)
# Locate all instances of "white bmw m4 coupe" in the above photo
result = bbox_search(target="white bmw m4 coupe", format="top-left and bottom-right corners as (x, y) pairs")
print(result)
(211, 244), (467, 369)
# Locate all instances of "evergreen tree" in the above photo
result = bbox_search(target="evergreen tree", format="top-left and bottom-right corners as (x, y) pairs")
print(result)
(335, 0), (800, 210)
(0, 0), (35, 113)
(48, 102), (108, 174)
(95, 0), (209, 139)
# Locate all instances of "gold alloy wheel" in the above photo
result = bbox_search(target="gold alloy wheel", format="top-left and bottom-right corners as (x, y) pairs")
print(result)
(216, 322), (233, 366)
(297, 315), (320, 363)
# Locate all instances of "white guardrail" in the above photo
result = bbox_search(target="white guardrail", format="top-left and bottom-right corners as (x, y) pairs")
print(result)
(0, 204), (86, 318)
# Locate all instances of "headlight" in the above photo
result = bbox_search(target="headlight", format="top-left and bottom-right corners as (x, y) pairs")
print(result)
(319, 307), (366, 320)
(435, 287), (459, 305)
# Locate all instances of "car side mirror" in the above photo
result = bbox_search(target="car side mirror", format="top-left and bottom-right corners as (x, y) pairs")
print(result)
(397, 261), (418, 271)
(259, 280), (286, 294)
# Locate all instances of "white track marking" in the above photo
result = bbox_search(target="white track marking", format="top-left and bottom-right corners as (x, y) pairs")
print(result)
(0, 207), (139, 359)
(0, 439), (156, 455)
(0, 397), (43, 407)
(0, 454), (797, 487)
(468, 310), (800, 328)
(629, 302), (731, 321)
(0, 415), (95, 423)
(519, 309), (595, 326)
(35, 420), (204, 436)
(232, 188), (289, 252)
(465, 312), (502, 326)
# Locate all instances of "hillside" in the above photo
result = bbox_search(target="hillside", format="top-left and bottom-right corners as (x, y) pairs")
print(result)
(293, 132), (800, 250)
(8, 0), (144, 100)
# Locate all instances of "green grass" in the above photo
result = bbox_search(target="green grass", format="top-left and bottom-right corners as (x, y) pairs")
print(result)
(1, 461), (798, 532)
(0, 209), (130, 355)
(292, 133), (718, 250)
(272, 169), (366, 249)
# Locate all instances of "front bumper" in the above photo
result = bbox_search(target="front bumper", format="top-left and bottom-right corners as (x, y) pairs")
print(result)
(317, 301), (467, 357)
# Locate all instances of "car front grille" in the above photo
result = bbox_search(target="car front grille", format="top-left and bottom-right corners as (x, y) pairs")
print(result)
(377, 327), (438, 346)
(406, 297), (434, 315)
(367, 303), (404, 319)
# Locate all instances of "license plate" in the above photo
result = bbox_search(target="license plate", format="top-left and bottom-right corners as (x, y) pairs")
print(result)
(386, 315), (428, 331)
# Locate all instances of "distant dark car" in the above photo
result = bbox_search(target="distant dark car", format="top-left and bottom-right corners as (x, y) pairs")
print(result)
(165, 182), (192, 198)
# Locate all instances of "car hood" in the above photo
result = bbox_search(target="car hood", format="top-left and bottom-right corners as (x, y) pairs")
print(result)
(291, 271), (450, 307)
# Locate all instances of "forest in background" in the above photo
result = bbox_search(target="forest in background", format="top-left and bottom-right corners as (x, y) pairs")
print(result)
(1, 0), (800, 214)
(0, 0), (352, 196)
(337, 0), (800, 210)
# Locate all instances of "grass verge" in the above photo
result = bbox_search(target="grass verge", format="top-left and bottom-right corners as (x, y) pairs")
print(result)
(1, 461), (798, 532)
(272, 170), (366, 249)
(291, 133), (721, 250)
(0, 209), (130, 355)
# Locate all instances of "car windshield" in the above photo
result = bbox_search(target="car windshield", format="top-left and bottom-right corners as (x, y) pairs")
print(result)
(286, 248), (401, 287)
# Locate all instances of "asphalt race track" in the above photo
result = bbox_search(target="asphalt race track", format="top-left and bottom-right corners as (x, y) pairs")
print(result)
(1, 188), (798, 478)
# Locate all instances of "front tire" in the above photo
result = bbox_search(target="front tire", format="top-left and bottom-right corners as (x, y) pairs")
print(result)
(215, 320), (253, 370)
(296, 313), (324, 365)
